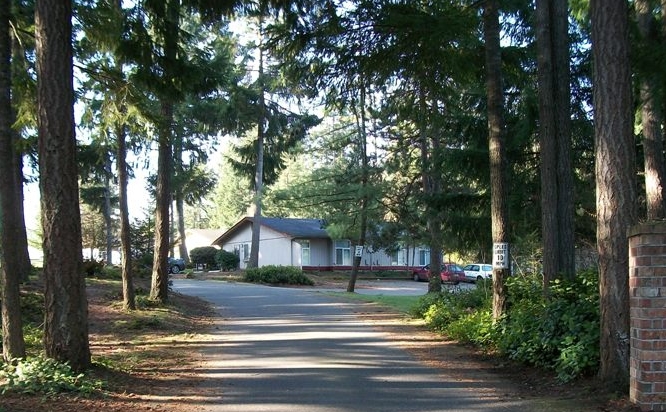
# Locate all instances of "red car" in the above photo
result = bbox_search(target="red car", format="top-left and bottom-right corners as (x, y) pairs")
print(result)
(411, 263), (465, 284)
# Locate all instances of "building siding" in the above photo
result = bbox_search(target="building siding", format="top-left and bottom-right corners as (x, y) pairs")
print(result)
(216, 217), (430, 271)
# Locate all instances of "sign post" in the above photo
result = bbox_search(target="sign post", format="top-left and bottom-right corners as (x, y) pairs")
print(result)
(493, 242), (509, 269)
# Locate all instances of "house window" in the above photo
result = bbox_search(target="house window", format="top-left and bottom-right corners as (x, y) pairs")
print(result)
(300, 240), (310, 265)
(418, 248), (430, 266)
(234, 244), (250, 262)
(390, 249), (405, 266)
(335, 240), (351, 265)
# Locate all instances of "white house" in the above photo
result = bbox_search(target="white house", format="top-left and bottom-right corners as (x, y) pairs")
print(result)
(212, 216), (430, 271)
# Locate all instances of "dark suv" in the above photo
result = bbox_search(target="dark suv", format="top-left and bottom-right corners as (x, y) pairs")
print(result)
(168, 257), (185, 274)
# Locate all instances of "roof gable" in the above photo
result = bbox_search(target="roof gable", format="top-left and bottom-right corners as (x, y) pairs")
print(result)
(212, 217), (329, 245)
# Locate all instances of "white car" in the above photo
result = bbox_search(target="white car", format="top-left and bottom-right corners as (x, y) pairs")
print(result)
(462, 263), (493, 283)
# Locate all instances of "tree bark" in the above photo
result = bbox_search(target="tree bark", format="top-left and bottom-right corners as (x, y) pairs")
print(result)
(104, 158), (113, 265)
(176, 191), (188, 263)
(427, 128), (443, 294)
(116, 120), (135, 310)
(150, 0), (178, 303)
(173, 126), (189, 264)
(0, 0), (26, 361)
(14, 153), (31, 283)
(347, 85), (369, 293)
(535, 0), (575, 285)
(249, 15), (266, 270)
(484, 0), (509, 320)
(35, 0), (90, 371)
(151, 99), (173, 303)
(416, 85), (442, 294)
(636, 0), (666, 220)
(9, 7), (30, 284)
(591, 0), (637, 391)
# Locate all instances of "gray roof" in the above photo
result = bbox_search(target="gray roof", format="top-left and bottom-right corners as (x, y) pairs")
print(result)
(261, 218), (329, 238)
(212, 217), (329, 245)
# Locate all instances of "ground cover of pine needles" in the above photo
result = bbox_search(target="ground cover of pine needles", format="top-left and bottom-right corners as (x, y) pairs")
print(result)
(1, 275), (215, 412)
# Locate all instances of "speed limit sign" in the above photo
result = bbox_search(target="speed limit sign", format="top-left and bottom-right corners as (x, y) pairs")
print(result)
(493, 242), (509, 269)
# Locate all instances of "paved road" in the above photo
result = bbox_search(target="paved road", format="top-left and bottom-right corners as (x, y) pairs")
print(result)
(172, 279), (535, 412)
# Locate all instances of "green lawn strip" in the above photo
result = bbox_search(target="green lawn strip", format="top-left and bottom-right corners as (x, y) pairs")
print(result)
(326, 292), (420, 314)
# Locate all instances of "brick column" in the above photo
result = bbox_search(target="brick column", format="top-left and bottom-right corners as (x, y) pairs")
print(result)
(629, 222), (666, 411)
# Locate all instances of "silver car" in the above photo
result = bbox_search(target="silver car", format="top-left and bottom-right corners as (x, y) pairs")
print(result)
(462, 263), (493, 283)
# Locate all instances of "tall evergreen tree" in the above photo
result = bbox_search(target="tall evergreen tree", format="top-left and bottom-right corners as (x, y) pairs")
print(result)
(0, 0), (25, 361)
(8, 0), (33, 284)
(636, 0), (666, 220)
(483, 0), (509, 320)
(591, 0), (637, 391)
(35, 0), (90, 371)
(77, 0), (140, 310)
(535, 0), (575, 283)
(248, 12), (267, 269)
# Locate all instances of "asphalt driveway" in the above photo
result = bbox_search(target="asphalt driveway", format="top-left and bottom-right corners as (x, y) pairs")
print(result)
(171, 279), (544, 412)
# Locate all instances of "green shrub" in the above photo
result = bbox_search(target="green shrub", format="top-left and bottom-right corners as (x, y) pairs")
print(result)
(100, 265), (122, 279)
(413, 270), (600, 382)
(190, 247), (219, 269)
(496, 271), (600, 382)
(446, 308), (495, 347)
(20, 291), (44, 325)
(21, 325), (42, 353)
(82, 259), (105, 277)
(412, 285), (492, 334)
(244, 265), (314, 285)
(132, 254), (153, 278)
(0, 357), (103, 395)
(216, 249), (240, 271)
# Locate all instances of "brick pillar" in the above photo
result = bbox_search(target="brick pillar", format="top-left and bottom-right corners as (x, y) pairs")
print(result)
(629, 222), (666, 411)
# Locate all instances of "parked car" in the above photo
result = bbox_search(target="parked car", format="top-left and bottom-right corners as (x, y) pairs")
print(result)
(412, 263), (465, 284)
(462, 263), (493, 283)
(168, 257), (186, 274)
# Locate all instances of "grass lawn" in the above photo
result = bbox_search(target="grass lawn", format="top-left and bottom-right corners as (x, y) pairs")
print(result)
(329, 292), (421, 314)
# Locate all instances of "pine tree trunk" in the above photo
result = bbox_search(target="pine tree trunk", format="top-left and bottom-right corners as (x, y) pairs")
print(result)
(484, 0), (509, 320)
(151, 100), (173, 303)
(116, 120), (135, 310)
(347, 86), (369, 293)
(9, 15), (30, 283)
(173, 131), (189, 264)
(536, 0), (575, 285)
(150, 0), (178, 303)
(104, 159), (113, 265)
(249, 15), (266, 269)
(427, 123), (443, 294)
(176, 192), (188, 264)
(14, 153), (31, 283)
(0, 0), (25, 360)
(35, 0), (90, 371)
(636, 0), (666, 220)
(552, 0), (575, 278)
(591, 0), (637, 391)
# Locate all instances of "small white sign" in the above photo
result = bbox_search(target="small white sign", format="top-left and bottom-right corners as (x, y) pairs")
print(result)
(493, 242), (509, 269)
(355, 245), (364, 257)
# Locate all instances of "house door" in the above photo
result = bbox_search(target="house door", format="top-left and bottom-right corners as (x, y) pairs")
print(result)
(235, 243), (250, 268)
(300, 240), (310, 266)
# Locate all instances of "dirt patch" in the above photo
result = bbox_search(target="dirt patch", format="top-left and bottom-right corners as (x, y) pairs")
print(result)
(2, 274), (640, 412)
(1, 278), (216, 412)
